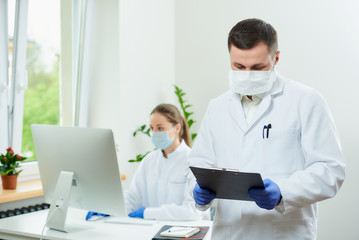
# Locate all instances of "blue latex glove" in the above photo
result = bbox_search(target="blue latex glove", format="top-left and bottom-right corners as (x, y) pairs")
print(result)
(193, 183), (216, 205)
(248, 179), (282, 210)
(85, 211), (109, 221)
(128, 207), (146, 218)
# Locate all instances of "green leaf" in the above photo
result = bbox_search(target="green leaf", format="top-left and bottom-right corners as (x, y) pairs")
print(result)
(191, 133), (197, 141)
(128, 150), (152, 163)
(184, 112), (193, 119)
(133, 124), (151, 138)
(188, 119), (195, 128)
(141, 151), (151, 158)
(3, 168), (15, 176)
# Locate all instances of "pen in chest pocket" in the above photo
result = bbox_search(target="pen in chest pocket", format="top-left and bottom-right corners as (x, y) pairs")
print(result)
(262, 123), (272, 139)
(261, 124), (272, 169)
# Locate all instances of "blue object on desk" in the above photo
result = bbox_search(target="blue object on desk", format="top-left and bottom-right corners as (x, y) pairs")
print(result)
(128, 207), (146, 218)
(86, 211), (110, 221)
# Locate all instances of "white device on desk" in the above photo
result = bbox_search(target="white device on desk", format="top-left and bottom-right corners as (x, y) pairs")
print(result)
(31, 124), (155, 234)
(105, 216), (158, 225)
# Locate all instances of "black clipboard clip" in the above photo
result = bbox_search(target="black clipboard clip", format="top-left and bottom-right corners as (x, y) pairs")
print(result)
(210, 167), (239, 172)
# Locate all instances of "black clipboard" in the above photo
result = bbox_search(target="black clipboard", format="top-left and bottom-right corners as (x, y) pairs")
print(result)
(190, 166), (264, 201)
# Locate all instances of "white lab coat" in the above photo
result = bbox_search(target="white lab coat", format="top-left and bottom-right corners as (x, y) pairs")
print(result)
(126, 140), (209, 220)
(188, 72), (346, 240)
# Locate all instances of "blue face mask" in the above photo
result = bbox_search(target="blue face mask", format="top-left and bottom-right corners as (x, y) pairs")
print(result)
(150, 126), (176, 150)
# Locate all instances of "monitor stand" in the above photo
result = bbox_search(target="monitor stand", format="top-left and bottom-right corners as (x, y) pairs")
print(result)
(45, 171), (92, 233)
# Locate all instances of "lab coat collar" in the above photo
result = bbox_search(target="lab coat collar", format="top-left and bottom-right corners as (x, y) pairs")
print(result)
(165, 140), (189, 160)
(229, 93), (248, 134)
(229, 71), (284, 134)
(239, 93), (266, 101)
(264, 70), (284, 97)
(239, 94), (265, 104)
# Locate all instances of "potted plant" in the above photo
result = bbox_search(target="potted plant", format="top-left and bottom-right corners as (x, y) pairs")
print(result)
(0, 147), (27, 189)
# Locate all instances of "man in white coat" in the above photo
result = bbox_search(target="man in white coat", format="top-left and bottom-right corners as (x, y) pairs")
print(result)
(188, 18), (346, 240)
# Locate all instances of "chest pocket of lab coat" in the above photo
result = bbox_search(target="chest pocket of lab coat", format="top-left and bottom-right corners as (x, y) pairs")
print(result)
(262, 127), (302, 176)
(167, 180), (186, 205)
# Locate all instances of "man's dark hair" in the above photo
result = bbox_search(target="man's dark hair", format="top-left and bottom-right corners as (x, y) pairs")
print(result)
(228, 18), (278, 56)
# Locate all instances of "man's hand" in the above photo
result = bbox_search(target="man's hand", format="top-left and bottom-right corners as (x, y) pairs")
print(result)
(193, 183), (216, 205)
(248, 179), (282, 210)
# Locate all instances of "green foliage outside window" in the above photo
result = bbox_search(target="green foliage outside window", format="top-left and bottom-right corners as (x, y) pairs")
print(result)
(21, 44), (60, 162)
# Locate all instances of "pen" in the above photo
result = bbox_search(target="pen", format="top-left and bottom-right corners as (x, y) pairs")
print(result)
(262, 124), (272, 139)
(262, 125), (267, 139)
(267, 124), (271, 138)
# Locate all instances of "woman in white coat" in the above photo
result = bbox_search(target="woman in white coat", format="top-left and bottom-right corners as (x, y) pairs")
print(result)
(126, 103), (208, 220)
(190, 19), (346, 239)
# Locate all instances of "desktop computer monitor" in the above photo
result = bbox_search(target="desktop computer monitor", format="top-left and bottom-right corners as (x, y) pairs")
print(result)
(31, 124), (127, 232)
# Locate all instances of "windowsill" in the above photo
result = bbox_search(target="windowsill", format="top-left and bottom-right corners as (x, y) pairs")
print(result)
(0, 179), (43, 204)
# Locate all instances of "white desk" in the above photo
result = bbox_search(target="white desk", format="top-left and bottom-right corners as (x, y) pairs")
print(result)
(0, 208), (212, 240)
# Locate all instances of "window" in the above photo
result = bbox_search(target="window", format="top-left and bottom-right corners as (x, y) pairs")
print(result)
(0, 0), (60, 181)
(21, 0), (60, 162)
(1, 0), (84, 181)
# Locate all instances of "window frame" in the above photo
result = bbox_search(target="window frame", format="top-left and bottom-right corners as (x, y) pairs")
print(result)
(9, 0), (29, 154)
(1, 0), (83, 182)
(0, 0), (34, 182)
(0, 0), (10, 152)
(9, 0), (35, 182)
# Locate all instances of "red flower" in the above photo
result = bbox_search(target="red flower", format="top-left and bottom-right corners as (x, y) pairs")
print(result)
(4, 157), (7, 160)
(16, 155), (22, 160)
(10, 150), (14, 156)
(6, 147), (12, 152)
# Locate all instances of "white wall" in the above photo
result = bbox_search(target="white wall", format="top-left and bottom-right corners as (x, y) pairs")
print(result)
(175, 0), (359, 239)
(84, 0), (175, 189)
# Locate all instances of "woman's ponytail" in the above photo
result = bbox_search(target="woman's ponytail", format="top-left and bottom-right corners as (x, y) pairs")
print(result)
(180, 116), (191, 147)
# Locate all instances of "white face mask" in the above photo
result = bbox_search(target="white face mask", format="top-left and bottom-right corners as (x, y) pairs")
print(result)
(229, 68), (277, 96)
(150, 126), (176, 150)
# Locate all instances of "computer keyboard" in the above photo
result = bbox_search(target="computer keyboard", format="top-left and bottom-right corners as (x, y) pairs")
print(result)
(104, 217), (159, 226)
(0, 203), (50, 219)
